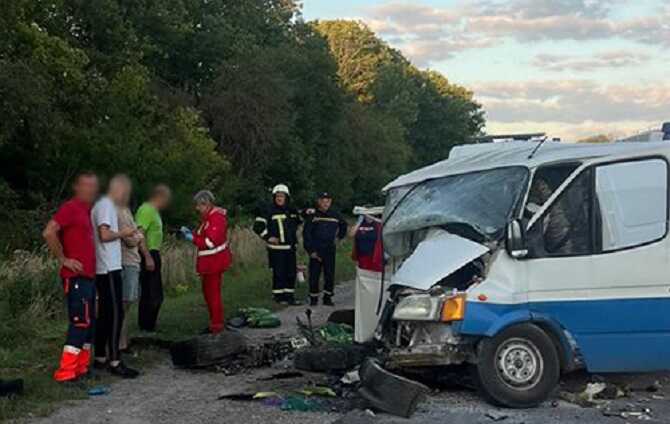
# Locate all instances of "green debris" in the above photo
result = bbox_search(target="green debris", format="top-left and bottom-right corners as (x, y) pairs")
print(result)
(298, 386), (337, 397)
(237, 307), (281, 328)
(318, 323), (354, 345)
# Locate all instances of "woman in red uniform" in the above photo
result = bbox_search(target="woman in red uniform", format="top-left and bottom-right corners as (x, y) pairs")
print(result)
(184, 190), (232, 334)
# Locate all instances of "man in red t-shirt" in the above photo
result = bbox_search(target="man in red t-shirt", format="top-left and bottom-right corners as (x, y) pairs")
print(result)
(43, 171), (99, 382)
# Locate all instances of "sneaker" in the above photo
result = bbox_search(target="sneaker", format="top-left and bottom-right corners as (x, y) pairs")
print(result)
(323, 296), (334, 306)
(109, 362), (140, 379)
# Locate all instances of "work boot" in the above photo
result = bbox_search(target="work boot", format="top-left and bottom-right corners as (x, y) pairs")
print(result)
(54, 347), (80, 382)
(323, 295), (334, 307)
(75, 344), (92, 378)
(309, 296), (319, 307)
(109, 361), (140, 379)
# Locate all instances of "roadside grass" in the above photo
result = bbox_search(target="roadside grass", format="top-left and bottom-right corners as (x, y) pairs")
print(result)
(0, 232), (355, 421)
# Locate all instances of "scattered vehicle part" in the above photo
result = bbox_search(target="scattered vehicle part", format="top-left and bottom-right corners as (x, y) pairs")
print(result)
(341, 370), (361, 385)
(294, 344), (372, 372)
(485, 411), (509, 421)
(358, 358), (430, 418)
(170, 331), (247, 368)
(258, 371), (304, 381)
(328, 309), (355, 327)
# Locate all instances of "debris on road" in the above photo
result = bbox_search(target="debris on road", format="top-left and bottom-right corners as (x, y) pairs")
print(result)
(485, 411), (509, 421)
(87, 386), (110, 396)
(293, 344), (372, 372)
(237, 307), (282, 329)
(341, 370), (361, 385)
(358, 358), (430, 418)
(559, 380), (629, 407)
(327, 309), (355, 327)
(170, 331), (247, 368)
(258, 371), (304, 381)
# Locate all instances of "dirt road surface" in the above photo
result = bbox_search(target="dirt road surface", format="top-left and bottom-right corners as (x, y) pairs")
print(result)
(29, 281), (670, 424)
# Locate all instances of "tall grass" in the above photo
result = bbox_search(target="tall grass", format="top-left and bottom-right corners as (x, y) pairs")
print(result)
(0, 225), (355, 420)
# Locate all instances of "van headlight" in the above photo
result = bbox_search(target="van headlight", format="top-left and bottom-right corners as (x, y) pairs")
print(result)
(392, 294), (442, 321)
(392, 293), (467, 322)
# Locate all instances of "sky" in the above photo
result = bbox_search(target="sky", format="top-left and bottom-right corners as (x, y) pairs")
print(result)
(300, 0), (670, 140)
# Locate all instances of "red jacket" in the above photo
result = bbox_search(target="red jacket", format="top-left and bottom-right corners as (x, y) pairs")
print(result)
(193, 207), (232, 275)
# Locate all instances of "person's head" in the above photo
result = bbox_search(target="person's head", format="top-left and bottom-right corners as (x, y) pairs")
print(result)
(272, 184), (290, 207)
(317, 192), (333, 211)
(193, 190), (215, 216)
(72, 171), (99, 204)
(108, 174), (132, 207)
(149, 184), (171, 210)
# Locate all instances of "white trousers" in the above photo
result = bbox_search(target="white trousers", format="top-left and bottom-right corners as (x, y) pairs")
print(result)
(354, 267), (387, 343)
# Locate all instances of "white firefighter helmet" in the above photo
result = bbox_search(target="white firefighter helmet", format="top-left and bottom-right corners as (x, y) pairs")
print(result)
(272, 184), (290, 196)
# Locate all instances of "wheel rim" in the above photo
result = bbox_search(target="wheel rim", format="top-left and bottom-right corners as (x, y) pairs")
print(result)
(495, 337), (544, 390)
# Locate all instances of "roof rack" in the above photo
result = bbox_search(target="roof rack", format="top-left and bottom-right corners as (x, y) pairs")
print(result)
(474, 132), (547, 143)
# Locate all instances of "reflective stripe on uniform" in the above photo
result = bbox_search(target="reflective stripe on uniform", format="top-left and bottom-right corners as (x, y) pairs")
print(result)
(198, 242), (229, 257)
(255, 217), (267, 223)
(309, 292), (321, 297)
(267, 244), (292, 250)
(272, 214), (287, 243)
(324, 290), (334, 296)
(312, 217), (339, 223)
(260, 229), (268, 237)
(63, 345), (81, 354)
(205, 238), (215, 248)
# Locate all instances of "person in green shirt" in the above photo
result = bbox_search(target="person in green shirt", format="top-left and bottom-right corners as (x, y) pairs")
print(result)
(135, 184), (171, 332)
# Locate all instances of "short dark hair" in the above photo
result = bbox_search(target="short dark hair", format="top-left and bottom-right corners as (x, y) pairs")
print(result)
(73, 170), (97, 184)
(151, 184), (171, 199)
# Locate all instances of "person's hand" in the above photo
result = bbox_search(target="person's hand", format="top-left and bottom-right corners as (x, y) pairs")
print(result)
(62, 258), (83, 273)
(119, 227), (136, 238)
(179, 226), (193, 241)
(144, 254), (156, 272)
(268, 237), (280, 245)
(310, 252), (321, 262)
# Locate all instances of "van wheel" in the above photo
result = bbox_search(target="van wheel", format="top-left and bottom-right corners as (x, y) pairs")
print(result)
(474, 323), (559, 408)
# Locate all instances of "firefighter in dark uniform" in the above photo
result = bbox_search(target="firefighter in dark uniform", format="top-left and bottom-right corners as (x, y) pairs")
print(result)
(303, 192), (348, 306)
(253, 184), (302, 305)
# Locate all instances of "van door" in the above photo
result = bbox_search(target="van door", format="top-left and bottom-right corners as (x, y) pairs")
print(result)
(525, 158), (670, 372)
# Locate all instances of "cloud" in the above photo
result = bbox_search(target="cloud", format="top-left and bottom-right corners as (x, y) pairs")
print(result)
(531, 50), (653, 72)
(473, 80), (670, 136)
(363, 1), (670, 66)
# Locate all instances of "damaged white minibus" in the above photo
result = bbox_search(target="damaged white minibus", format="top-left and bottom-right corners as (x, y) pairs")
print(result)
(378, 140), (670, 407)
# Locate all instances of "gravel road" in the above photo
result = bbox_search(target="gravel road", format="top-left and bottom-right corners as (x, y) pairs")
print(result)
(28, 281), (670, 424)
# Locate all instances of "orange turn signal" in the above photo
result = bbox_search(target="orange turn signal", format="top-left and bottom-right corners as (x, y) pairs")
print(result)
(441, 294), (466, 322)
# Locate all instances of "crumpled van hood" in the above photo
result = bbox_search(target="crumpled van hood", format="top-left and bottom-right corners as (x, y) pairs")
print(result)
(390, 230), (489, 291)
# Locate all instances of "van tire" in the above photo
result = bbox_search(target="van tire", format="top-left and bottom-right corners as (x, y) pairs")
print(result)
(474, 323), (559, 408)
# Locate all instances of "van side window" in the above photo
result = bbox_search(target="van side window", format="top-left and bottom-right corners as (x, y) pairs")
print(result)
(528, 169), (593, 257)
(596, 159), (668, 251)
(526, 163), (580, 218)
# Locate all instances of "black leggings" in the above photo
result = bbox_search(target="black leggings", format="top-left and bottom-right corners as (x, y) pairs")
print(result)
(95, 271), (124, 362)
(138, 250), (163, 331)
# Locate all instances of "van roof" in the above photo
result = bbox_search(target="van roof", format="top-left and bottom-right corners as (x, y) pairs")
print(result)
(384, 140), (670, 191)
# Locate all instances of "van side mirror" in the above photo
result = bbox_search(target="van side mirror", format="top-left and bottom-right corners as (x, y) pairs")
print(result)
(506, 219), (528, 259)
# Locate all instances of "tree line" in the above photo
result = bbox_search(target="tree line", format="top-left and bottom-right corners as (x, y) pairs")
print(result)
(0, 0), (484, 251)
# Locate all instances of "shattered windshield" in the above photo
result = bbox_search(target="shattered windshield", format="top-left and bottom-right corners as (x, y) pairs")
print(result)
(384, 167), (529, 241)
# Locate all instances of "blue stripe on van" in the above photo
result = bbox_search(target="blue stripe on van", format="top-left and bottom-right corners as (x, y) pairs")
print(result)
(458, 297), (670, 372)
